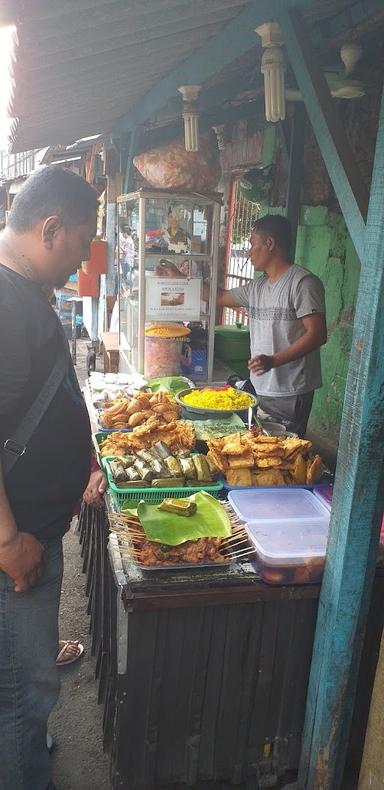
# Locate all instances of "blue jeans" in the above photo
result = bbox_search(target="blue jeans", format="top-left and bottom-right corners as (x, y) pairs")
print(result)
(0, 538), (63, 790)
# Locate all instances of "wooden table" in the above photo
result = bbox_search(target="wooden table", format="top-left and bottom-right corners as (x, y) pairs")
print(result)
(78, 502), (384, 790)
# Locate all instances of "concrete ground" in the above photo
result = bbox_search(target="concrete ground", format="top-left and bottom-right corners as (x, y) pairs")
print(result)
(50, 524), (111, 790)
(49, 337), (111, 790)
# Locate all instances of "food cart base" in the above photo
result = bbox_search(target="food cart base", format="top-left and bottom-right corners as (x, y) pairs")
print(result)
(78, 504), (383, 789)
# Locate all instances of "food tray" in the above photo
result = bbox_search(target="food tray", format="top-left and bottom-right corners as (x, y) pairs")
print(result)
(221, 477), (316, 492)
(96, 420), (131, 433)
(102, 457), (223, 508)
(228, 487), (329, 523)
(222, 480), (315, 492)
(128, 557), (230, 573)
(176, 387), (257, 420)
(93, 431), (132, 457)
(245, 516), (329, 585)
(112, 501), (244, 573)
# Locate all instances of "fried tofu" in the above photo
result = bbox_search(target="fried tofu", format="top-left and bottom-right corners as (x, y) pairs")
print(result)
(292, 454), (307, 485)
(253, 469), (286, 486)
(227, 468), (252, 487)
(222, 433), (244, 456)
(228, 449), (254, 468)
(206, 430), (323, 488)
(255, 456), (283, 468)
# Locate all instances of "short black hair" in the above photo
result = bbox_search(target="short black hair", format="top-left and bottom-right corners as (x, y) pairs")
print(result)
(8, 165), (99, 233)
(252, 214), (292, 257)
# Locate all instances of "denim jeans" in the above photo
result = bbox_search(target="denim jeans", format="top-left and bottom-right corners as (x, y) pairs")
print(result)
(0, 537), (63, 790)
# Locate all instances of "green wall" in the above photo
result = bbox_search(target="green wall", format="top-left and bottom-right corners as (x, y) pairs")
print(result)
(259, 203), (361, 449)
(295, 206), (361, 446)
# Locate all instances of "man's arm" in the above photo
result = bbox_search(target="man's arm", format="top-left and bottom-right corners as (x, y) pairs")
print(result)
(249, 313), (326, 375)
(0, 462), (45, 592)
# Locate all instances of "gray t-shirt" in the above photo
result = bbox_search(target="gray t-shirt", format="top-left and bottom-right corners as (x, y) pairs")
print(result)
(231, 264), (325, 397)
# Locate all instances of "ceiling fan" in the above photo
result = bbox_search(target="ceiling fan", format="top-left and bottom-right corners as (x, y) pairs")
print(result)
(286, 41), (366, 102)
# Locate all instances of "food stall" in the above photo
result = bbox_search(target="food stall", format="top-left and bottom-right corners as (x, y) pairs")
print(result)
(117, 189), (230, 383)
(81, 373), (384, 789)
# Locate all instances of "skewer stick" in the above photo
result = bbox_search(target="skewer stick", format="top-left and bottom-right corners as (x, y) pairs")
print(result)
(222, 539), (248, 551)
(228, 549), (256, 560)
(223, 535), (247, 545)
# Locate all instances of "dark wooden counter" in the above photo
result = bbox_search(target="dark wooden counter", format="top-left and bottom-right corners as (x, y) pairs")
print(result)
(79, 504), (383, 790)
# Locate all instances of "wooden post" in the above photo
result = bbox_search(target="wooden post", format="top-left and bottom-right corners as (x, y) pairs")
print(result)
(283, 84), (384, 790)
(124, 128), (139, 194)
(98, 172), (121, 335)
(285, 103), (306, 255)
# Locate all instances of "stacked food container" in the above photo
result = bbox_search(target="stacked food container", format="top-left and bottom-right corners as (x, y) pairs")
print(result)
(227, 488), (331, 584)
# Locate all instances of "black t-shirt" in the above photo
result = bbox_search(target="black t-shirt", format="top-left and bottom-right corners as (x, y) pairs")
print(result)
(0, 264), (91, 540)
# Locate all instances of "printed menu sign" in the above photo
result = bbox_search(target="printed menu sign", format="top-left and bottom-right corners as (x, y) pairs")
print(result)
(146, 277), (201, 321)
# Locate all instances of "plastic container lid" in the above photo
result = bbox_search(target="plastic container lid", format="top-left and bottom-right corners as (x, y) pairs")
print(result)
(313, 484), (333, 511)
(145, 323), (191, 338)
(246, 518), (329, 566)
(228, 487), (329, 522)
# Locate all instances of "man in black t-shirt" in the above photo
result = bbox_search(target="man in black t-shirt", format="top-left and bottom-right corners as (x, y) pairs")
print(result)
(0, 166), (99, 790)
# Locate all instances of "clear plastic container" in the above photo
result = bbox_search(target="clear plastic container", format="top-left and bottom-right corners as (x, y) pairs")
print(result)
(228, 488), (329, 523)
(144, 336), (183, 378)
(247, 516), (329, 585)
(313, 484), (333, 511)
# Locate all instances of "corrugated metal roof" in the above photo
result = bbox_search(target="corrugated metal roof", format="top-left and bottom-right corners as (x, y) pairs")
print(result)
(5, 0), (252, 151)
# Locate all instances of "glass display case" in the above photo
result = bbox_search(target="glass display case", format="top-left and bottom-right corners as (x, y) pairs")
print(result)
(117, 189), (221, 381)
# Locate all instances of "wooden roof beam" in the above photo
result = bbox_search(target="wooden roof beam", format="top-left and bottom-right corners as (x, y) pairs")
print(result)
(114, 0), (316, 137)
(279, 7), (368, 261)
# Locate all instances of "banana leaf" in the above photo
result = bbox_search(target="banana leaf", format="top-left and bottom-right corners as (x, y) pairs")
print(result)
(137, 491), (231, 545)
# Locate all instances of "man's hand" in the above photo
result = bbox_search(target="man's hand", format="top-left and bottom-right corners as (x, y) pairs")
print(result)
(82, 469), (107, 508)
(248, 354), (274, 375)
(0, 532), (45, 592)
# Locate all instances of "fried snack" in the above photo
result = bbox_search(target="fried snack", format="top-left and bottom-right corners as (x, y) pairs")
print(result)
(222, 433), (244, 456)
(128, 410), (154, 428)
(207, 430), (324, 487)
(253, 446), (285, 460)
(292, 454), (307, 485)
(255, 456), (282, 468)
(306, 454), (323, 484)
(227, 468), (252, 487)
(207, 449), (228, 474)
(99, 420), (195, 457)
(253, 469), (286, 486)
(228, 450), (254, 469)
(99, 391), (180, 431)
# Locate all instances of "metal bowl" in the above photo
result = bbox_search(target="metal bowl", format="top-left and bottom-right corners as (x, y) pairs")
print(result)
(176, 387), (258, 421)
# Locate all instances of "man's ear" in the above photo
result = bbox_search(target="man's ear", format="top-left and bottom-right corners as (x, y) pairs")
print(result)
(41, 216), (63, 248)
(265, 235), (275, 252)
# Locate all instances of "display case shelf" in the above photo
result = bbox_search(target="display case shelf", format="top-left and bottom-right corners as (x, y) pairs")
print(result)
(117, 189), (221, 382)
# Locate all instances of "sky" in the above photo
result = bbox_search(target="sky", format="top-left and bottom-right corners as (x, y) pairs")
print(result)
(0, 26), (16, 149)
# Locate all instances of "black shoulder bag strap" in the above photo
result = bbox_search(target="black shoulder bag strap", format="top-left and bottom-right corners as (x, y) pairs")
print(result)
(1, 320), (70, 479)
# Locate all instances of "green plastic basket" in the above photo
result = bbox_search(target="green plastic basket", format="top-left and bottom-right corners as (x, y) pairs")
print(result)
(102, 456), (223, 508)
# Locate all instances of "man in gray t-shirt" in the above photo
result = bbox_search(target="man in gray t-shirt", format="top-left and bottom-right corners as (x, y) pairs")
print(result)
(156, 214), (326, 436)
(226, 215), (326, 435)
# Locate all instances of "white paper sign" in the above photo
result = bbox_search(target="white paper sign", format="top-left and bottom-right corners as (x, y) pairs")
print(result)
(146, 277), (201, 321)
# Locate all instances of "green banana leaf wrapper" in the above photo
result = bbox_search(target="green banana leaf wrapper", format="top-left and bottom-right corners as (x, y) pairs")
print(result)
(137, 491), (231, 546)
